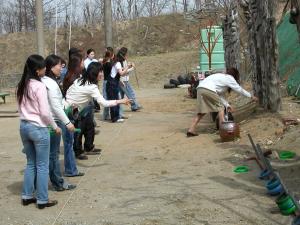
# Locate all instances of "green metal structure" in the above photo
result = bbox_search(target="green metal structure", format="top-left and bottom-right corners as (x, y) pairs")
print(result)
(199, 26), (225, 71)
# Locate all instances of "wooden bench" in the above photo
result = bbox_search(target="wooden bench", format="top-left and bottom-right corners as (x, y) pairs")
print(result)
(0, 93), (10, 104)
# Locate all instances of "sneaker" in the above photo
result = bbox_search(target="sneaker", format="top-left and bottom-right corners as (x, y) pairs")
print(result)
(76, 153), (88, 160)
(116, 118), (124, 123)
(63, 183), (76, 190)
(132, 106), (143, 111)
(54, 186), (65, 192)
(85, 148), (102, 155)
(64, 172), (85, 177)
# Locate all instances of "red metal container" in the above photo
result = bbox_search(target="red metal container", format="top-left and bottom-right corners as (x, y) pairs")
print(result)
(219, 121), (240, 142)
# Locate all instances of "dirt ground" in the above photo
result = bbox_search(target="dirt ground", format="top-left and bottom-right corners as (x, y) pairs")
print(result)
(0, 83), (299, 225)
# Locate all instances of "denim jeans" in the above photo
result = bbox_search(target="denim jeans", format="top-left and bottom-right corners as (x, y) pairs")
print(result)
(102, 80), (110, 120)
(119, 81), (140, 110)
(59, 122), (79, 176)
(20, 120), (50, 204)
(49, 121), (65, 189)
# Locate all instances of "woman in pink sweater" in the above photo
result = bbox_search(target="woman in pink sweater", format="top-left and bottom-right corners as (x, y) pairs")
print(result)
(17, 55), (60, 209)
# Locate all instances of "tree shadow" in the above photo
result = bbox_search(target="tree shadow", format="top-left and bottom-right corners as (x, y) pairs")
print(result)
(7, 181), (22, 196)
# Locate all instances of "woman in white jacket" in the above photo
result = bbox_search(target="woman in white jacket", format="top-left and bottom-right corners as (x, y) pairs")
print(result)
(187, 68), (258, 137)
(41, 54), (78, 190)
(63, 62), (130, 154)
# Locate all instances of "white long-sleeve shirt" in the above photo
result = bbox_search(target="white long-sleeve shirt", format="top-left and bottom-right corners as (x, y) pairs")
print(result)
(84, 58), (98, 70)
(197, 73), (252, 107)
(63, 79), (118, 111)
(41, 76), (70, 125)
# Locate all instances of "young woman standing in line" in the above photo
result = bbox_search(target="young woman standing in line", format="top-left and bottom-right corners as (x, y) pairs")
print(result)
(42, 54), (77, 191)
(17, 55), (59, 209)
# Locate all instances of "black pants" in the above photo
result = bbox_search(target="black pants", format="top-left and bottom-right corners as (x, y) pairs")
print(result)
(106, 79), (120, 122)
(73, 105), (95, 156)
(93, 98), (100, 111)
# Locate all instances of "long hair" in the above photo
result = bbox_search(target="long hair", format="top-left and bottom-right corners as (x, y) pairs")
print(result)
(79, 62), (103, 86)
(103, 47), (114, 64)
(226, 67), (240, 84)
(113, 47), (128, 65)
(69, 47), (83, 59)
(226, 67), (240, 93)
(16, 55), (45, 105)
(45, 54), (61, 81)
(63, 53), (83, 96)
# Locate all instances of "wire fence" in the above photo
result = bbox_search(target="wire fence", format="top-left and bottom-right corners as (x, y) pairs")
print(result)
(0, 73), (21, 91)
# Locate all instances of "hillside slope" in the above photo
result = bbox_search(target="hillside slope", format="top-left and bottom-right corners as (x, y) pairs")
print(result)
(0, 13), (199, 75)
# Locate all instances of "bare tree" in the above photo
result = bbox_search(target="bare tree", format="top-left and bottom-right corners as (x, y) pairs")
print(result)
(0, 0), (199, 35)
(173, 0), (177, 12)
(183, 0), (188, 12)
(83, 0), (104, 25)
(144, 0), (170, 17)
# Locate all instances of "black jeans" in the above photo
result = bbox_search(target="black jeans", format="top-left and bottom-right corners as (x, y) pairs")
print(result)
(73, 105), (95, 156)
(106, 79), (120, 122)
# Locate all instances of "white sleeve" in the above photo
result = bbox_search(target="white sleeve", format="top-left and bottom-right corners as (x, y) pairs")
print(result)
(90, 85), (118, 107)
(47, 85), (70, 125)
(116, 62), (122, 70)
(227, 77), (252, 98)
(37, 84), (58, 129)
(84, 59), (90, 69)
(127, 67), (134, 73)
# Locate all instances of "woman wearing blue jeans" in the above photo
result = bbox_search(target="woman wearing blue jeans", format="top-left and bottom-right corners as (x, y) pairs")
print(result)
(17, 55), (60, 209)
(118, 47), (141, 112)
(42, 54), (78, 190)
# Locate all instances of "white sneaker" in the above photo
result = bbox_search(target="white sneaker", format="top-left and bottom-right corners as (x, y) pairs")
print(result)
(116, 118), (124, 123)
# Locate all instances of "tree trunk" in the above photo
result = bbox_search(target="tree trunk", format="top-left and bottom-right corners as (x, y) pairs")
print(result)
(223, 3), (240, 73)
(240, 0), (281, 112)
(183, 0), (188, 12)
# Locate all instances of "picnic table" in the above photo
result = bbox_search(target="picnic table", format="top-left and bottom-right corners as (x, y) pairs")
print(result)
(0, 92), (10, 103)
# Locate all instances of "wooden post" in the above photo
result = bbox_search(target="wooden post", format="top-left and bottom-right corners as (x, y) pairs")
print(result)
(104, 0), (113, 47)
(35, 0), (44, 56)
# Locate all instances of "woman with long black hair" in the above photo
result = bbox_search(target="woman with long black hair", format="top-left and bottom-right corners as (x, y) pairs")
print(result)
(41, 54), (77, 191)
(106, 48), (132, 122)
(17, 55), (59, 209)
(63, 62), (130, 154)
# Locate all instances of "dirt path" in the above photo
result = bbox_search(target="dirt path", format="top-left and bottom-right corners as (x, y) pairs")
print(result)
(0, 88), (292, 225)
